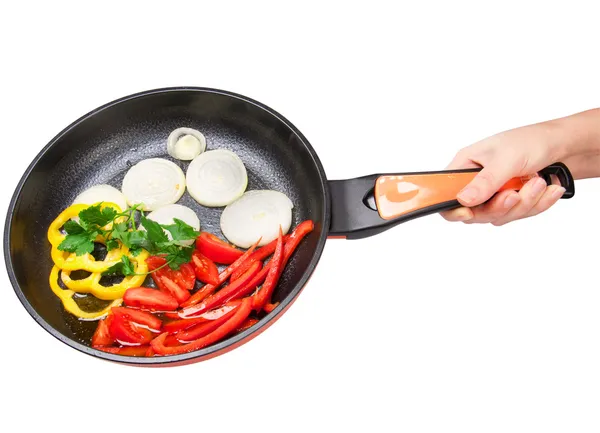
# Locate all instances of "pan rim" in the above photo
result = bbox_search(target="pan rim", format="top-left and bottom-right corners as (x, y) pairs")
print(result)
(4, 86), (331, 365)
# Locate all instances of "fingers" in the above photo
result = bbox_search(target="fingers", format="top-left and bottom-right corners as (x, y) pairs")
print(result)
(441, 189), (521, 223)
(456, 162), (519, 208)
(440, 207), (474, 222)
(491, 177), (548, 226)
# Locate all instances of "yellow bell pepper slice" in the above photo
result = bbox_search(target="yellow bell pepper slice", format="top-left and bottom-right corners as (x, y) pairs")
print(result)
(60, 250), (149, 300)
(49, 266), (121, 320)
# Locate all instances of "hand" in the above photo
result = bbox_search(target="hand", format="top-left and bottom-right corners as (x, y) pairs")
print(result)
(441, 123), (567, 226)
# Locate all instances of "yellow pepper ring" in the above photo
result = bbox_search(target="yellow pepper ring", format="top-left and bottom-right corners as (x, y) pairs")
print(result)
(49, 266), (121, 320)
(60, 250), (150, 300)
(48, 202), (139, 274)
(47, 202), (121, 247)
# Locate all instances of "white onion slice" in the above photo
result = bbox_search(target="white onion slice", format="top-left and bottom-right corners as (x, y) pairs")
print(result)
(186, 149), (248, 207)
(220, 190), (293, 248)
(122, 158), (185, 211)
(167, 127), (206, 161)
(73, 184), (128, 210)
(145, 204), (200, 246)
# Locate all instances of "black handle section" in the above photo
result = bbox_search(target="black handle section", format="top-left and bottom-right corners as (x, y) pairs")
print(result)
(539, 162), (575, 199)
(328, 163), (575, 240)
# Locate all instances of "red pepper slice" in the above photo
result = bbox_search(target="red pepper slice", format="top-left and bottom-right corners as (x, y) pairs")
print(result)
(230, 235), (290, 281)
(226, 220), (315, 307)
(263, 302), (279, 313)
(163, 302), (240, 334)
(176, 301), (242, 342)
(181, 239), (261, 308)
(191, 250), (220, 285)
(236, 317), (259, 333)
(95, 345), (150, 357)
(178, 261), (262, 318)
(123, 287), (178, 312)
(150, 298), (253, 355)
(109, 313), (153, 345)
(112, 307), (162, 331)
(196, 232), (244, 264)
(253, 228), (284, 311)
(91, 315), (114, 347)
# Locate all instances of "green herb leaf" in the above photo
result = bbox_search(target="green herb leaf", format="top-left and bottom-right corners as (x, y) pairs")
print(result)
(57, 233), (95, 256)
(78, 204), (117, 229)
(129, 246), (143, 257)
(102, 255), (136, 277)
(105, 239), (120, 251)
(141, 216), (169, 245)
(163, 245), (194, 270)
(63, 220), (85, 235)
(161, 218), (200, 245)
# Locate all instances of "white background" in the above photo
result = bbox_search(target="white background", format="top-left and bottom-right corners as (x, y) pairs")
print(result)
(1, 1), (599, 432)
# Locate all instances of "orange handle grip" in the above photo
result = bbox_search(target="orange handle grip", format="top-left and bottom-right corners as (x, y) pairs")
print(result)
(374, 171), (536, 221)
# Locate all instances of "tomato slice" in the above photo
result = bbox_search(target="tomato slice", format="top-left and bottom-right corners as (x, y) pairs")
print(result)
(91, 315), (114, 347)
(171, 263), (196, 291)
(95, 345), (150, 357)
(191, 250), (219, 285)
(146, 256), (194, 303)
(159, 275), (191, 304)
(112, 307), (162, 332)
(196, 232), (243, 264)
(109, 313), (153, 345)
(124, 287), (178, 311)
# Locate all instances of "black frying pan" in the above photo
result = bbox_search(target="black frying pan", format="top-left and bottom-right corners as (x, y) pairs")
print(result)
(4, 87), (575, 366)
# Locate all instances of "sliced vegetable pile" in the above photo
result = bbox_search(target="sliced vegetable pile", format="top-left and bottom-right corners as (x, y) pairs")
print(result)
(91, 220), (313, 356)
(46, 126), (313, 357)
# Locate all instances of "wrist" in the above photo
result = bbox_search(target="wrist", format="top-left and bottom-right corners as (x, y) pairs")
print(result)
(552, 108), (600, 160)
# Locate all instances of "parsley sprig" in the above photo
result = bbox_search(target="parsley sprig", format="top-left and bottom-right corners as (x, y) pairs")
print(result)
(57, 203), (199, 276)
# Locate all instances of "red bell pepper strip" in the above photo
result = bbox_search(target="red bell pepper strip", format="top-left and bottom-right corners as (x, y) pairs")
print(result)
(281, 220), (314, 263)
(230, 235), (290, 281)
(150, 297), (253, 355)
(180, 239), (260, 308)
(176, 303), (241, 342)
(95, 345), (150, 357)
(91, 315), (114, 347)
(263, 302), (279, 313)
(178, 262), (262, 318)
(252, 228), (284, 311)
(236, 318), (259, 333)
(112, 307), (162, 332)
(191, 250), (220, 285)
(196, 232), (244, 264)
(163, 317), (210, 334)
(224, 220), (315, 307)
(163, 302), (240, 334)
(123, 287), (178, 312)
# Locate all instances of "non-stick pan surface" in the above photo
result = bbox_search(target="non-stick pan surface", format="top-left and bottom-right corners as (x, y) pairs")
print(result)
(5, 87), (330, 365)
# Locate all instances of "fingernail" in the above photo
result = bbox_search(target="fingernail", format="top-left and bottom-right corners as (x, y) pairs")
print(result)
(503, 193), (520, 209)
(458, 187), (478, 204)
(530, 178), (546, 197)
(552, 186), (566, 200)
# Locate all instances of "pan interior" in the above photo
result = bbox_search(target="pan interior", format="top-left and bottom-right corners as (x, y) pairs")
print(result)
(7, 89), (327, 348)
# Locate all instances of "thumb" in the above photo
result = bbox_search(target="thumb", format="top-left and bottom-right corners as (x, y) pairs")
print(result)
(456, 163), (515, 207)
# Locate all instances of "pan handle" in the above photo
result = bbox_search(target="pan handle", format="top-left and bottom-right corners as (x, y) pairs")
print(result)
(328, 163), (575, 239)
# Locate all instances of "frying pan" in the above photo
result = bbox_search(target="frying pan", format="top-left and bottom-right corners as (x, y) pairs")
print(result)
(4, 87), (575, 366)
